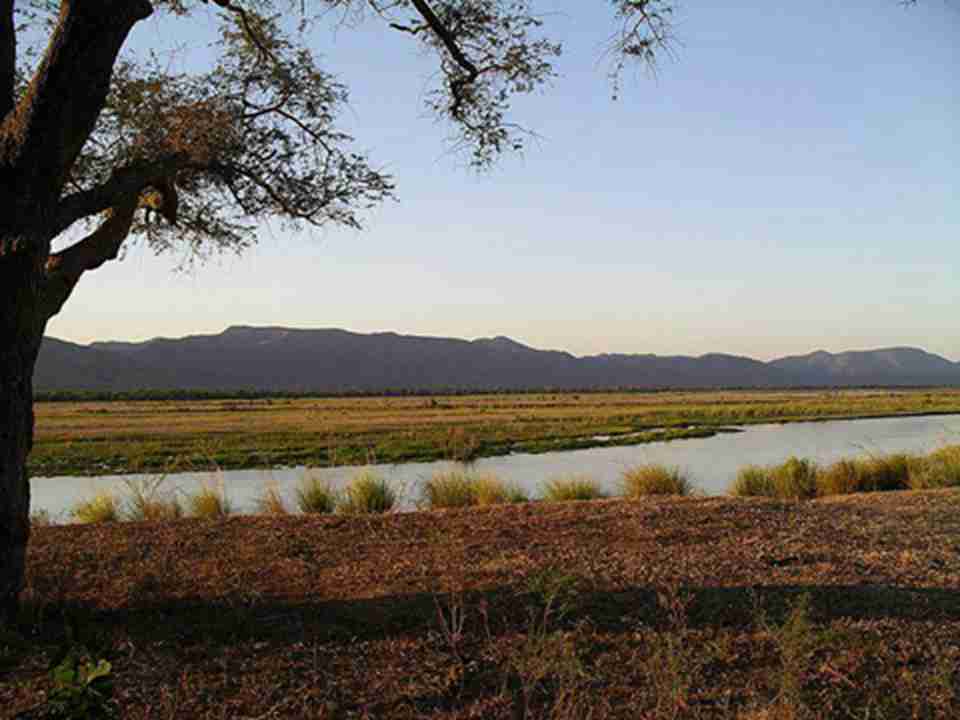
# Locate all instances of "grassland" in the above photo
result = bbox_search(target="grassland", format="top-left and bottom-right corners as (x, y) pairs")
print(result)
(3, 490), (958, 718)
(29, 388), (960, 476)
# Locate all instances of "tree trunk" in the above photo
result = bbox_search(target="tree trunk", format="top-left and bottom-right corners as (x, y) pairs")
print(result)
(0, 241), (45, 623)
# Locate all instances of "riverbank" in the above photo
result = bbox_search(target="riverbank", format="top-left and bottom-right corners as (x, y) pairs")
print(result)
(29, 388), (960, 476)
(3, 490), (958, 718)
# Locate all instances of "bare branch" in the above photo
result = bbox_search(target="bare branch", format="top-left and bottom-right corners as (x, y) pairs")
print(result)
(0, 0), (14, 121)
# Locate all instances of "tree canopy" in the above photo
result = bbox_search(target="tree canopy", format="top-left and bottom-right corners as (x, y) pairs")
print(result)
(2, 0), (676, 294)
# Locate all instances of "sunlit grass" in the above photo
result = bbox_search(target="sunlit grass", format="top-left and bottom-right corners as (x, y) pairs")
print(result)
(256, 481), (289, 515)
(621, 464), (693, 497)
(71, 490), (121, 524)
(294, 474), (337, 514)
(541, 475), (605, 502)
(338, 470), (397, 515)
(188, 478), (233, 519)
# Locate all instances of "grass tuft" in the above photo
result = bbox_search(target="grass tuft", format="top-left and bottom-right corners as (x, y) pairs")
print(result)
(294, 474), (337, 514)
(338, 470), (396, 515)
(541, 475), (605, 502)
(122, 476), (183, 521)
(730, 458), (817, 500)
(256, 481), (289, 515)
(188, 478), (233, 519)
(422, 469), (527, 508)
(71, 490), (121, 524)
(910, 445), (960, 489)
(621, 464), (692, 497)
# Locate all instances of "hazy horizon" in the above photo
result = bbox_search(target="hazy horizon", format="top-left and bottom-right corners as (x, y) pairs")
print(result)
(46, 1), (959, 363)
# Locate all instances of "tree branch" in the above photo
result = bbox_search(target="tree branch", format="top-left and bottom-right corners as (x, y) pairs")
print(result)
(40, 192), (140, 319)
(0, 0), (14, 122)
(53, 153), (187, 236)
(3, 0), (153, 208)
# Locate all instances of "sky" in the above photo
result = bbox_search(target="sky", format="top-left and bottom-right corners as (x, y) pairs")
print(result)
(44, 0), (960, 361)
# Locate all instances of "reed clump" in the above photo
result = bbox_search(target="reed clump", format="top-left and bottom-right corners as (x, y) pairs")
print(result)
(542, 475), (605, 502)
(71, 490), (121, 524)
(621, 464), (692, 497)
(729, 457), (817, 500)
(338, 470), (396, 515)
(188, 478), (233, 519)
(122, 477), (183, 521)
(256, 481), (290, 515)
(422, 469), (527, 508)
(294, 474), (337, 514)
(910, 445), (960, 489)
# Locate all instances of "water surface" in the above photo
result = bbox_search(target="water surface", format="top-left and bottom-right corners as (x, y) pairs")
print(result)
(31, 413), (960, 520)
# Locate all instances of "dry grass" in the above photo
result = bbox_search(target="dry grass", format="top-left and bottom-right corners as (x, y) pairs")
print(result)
(338, 469), (396, 514)
(255, 481), (289, 515)
(542, 475), (605, 502)
(422, 469), (527, 508)
(6, 491), (959, 719)
(70, 490), (121, 524)
(187, 478), (233, 518)
(729, 458), (817, 500)
(621, 464), (692, 497)
(294, 473), (337, 514)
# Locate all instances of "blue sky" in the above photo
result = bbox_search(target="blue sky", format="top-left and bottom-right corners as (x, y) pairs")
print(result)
(46, 0), (959, 360)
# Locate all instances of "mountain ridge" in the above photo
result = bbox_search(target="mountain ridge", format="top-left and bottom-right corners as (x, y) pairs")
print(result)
(35, 326), (960, 392)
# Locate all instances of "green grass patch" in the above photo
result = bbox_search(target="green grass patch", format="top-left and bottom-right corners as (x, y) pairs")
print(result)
(421, 469), (527, 508)
(729, 457), (817, 500)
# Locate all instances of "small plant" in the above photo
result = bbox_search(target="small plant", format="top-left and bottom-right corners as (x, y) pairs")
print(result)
(541, 475), (605, 502)
(911, 446), (960, 489)
(816, 458), (863, 496)
(422, 469), (476, 509)
(122, 476), (182, 521)
(621, 464), (692, 497)
(294, 474), (336, 514)
(770, 457), (818, 500)
(857, 453), (914, 492)
(729, 459), (817, 500)
(30, 509), (54, 526)
(256, 481), (289, 515)
(46, 647), (114, 719)
(338, 470), (396, 514)
(422, 469), (526, 508)
(71, 491), (120, 524)
(730, 465), (774, 497)
(188, 478), (232, 519)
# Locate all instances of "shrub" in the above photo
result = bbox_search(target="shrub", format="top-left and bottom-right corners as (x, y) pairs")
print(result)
(339, 470), (396, 514)
(729, 465), (774, 497)
(816, 459), (863, 497)
(294, 474), (337, 514)
(621, 464), (692, 497)
(911, 445), (960, 489)
(71, 491), (121, 524)
(30, 509), (53, 527)
(188, 479), (233, 519)
(122, 476), (183, 521)
(541, 475), (605, 502)
(256, 482), (290, 515)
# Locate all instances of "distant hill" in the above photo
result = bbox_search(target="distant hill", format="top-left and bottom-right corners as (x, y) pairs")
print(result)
(33, 326), (960, 393)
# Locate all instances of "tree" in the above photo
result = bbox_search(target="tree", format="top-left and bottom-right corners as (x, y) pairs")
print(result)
(0, 0), (920, 617)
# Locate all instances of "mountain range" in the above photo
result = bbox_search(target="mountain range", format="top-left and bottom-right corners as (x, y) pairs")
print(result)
(34, 326), (960, 393)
